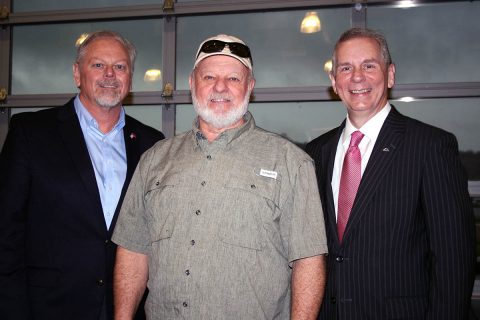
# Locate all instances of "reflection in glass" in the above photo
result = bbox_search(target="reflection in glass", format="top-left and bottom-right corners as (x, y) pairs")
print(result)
(176, 8), (350, 89)
(300, 12), (321, 34)
(369, 1), (480, 83)
(12, 20), (163, 94)
(144, 69), (162, 82)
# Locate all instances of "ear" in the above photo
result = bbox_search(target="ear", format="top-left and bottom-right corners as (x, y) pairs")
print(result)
(329, 72), (337, 94)
(73, 63), (81, 88)
(248, 77), (256, 92)
(387, 63), (395, 89)
(188, 72), (194, 91)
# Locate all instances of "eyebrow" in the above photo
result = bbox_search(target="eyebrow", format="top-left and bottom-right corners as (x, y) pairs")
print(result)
(336, 58), (380, 67)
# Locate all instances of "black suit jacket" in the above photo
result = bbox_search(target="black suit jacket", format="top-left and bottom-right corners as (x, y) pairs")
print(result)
(305, 106), (475, 320)
(0, 98), (164, 320)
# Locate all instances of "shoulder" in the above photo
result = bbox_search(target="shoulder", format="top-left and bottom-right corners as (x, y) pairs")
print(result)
(135, 131), (191, 174)
(250, 126), (313, 164)
(401, 113), (457, 145)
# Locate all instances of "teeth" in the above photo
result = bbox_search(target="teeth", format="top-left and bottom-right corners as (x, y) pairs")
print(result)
(351, 89), (370, 94)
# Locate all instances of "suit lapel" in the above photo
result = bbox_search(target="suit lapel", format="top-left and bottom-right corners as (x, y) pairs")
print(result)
(342, 106), (407, 244)
(57, 100), (103, 214)
(323, 123), (345, 250)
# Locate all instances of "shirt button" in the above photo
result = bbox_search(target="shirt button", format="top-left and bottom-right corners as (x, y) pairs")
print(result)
(104, 239), (109, 244)
(201, 181), (206, 186)
(183, 302), (188, 307)
(330, 297), (336, 304)
(250, 184), (256, 189)
(190, 240), (195, 245)
(195, 210), (201, 215)
(206, 155), (212, 160)
(185, 269), (190, 275)
(97, 279), (104, 286)
(336, 256), (344, 263)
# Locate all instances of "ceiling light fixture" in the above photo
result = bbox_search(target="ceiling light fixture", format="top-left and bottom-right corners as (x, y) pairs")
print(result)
(300, 12), (321, 34)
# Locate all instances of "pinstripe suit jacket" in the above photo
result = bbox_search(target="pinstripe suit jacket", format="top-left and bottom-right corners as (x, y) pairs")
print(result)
(305, 106), (475, 320)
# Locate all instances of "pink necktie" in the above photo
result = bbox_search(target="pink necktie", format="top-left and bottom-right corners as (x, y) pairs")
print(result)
(337, 130), (364, 243)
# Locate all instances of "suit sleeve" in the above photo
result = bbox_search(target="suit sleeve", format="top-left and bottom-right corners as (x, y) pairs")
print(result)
(0, 115), (31, 320)
(422, 132), (476, 319)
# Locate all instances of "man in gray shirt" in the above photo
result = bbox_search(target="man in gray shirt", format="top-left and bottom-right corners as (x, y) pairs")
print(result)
(112, 34), (328, 320)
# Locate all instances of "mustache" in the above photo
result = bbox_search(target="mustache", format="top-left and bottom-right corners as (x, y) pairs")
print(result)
(208, 93), (232, 101)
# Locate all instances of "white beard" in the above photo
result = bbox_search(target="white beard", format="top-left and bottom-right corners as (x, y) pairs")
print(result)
(191, 85), (251, 129)
(94, 80), (123, 109)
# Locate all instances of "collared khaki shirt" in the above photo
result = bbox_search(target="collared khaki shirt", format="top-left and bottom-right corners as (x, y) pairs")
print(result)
(113, 112), (327, 320)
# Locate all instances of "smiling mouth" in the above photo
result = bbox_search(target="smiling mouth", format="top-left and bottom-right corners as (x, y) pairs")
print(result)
(98, 80), (120, 89)
(350, 88), (371, 94)
(100, 85), (118, 89)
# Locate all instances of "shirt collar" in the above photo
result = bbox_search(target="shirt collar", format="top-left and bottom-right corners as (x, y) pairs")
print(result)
(74, 95), (126, 136)
(343, 102), (391, 145)
(192, 111), (255, 149)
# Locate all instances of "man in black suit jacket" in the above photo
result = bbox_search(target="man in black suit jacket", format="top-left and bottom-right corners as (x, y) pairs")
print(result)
(306, 28), (475, 319)
(0, 31), (164, 320)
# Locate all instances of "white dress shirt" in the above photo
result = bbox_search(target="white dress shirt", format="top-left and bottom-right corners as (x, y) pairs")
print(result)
(332, 103), (391, 220)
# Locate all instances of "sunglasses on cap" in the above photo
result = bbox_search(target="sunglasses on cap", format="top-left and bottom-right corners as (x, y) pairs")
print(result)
(196, 40), (252, 59)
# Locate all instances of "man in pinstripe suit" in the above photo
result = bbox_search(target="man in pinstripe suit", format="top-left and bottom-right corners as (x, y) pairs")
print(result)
(305, 28), (476, 319)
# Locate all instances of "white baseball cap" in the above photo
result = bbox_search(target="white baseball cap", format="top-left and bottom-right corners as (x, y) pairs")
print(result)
(194, 34), (253, 70)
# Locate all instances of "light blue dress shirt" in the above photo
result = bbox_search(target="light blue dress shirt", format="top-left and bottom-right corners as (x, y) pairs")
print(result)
(74, 96), (127, 229)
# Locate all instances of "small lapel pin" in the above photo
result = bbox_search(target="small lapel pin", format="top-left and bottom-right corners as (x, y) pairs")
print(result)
(130, 132), (137, 139)
(382, 147), (389, 152)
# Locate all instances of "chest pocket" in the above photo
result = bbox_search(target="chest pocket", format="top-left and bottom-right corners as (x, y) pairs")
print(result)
(145, 173), (189, 243)
(218, 170), (281, 251)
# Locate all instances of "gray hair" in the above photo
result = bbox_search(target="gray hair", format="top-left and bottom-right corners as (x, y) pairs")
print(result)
(331, 28), (393, 76)
(75, 30), (136, 72)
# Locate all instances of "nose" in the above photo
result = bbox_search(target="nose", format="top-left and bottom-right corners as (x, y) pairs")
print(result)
(104, 65), (115, 78)
(351, 67), (365, 82)
(213, 78), (227, 92)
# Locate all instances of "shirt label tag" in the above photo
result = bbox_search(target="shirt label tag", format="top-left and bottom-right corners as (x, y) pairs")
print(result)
(259, 169), (278, 180)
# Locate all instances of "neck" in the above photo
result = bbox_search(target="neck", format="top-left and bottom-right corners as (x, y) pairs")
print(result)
(348, 103), (388, 129)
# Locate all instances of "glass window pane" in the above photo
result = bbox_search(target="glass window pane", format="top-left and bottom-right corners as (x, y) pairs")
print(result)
(176, 8), (350, 89)
(13, 0), (162, 12)
(368, 1), (480, 83)
(124, 105), (163, 132)
(12, 20), (162, 94)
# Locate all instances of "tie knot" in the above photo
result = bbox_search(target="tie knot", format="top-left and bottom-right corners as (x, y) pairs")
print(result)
(350, 131), (364, 147)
